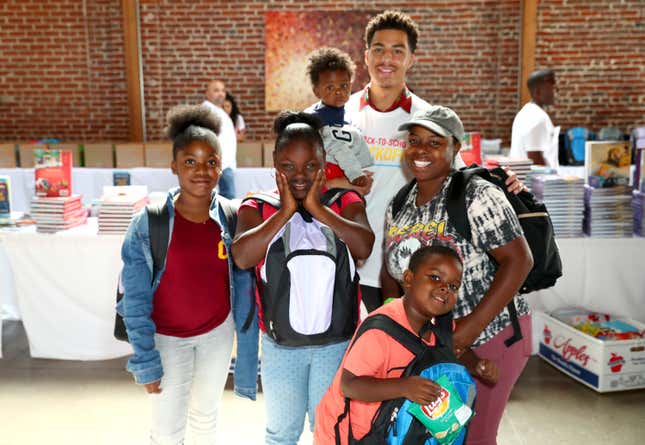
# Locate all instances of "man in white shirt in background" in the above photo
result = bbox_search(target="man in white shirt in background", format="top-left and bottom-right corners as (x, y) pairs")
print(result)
(510, 69), (560, 168)
(202, 79), (237, 199)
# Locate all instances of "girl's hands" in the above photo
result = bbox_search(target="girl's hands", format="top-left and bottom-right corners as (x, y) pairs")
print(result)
(144, 380), (162, 394)
(303, 169), (326, 214)
(275, 169), (297, 215)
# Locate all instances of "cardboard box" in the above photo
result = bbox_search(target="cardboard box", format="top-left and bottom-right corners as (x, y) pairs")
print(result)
(48, 143), (82, 167)
(115, 143), (145, 168)
(535, 311), (645, 392)
(83, 143), (114, 168)
(17, 143), (47, 168)
(144, 141), (173, 168)
(0, 143), (17, 168)
(262, 140), (275, 167)
(237, 142), (263, 167)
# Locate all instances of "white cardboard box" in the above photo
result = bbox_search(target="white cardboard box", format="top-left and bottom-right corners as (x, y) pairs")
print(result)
(535, 311), (645, 392)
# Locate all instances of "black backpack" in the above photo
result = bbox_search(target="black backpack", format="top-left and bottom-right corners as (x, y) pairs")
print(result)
(334, 313), (475, 445)
(114, 195), (243, 342)
(244, 188), (362, 347)
(391, 165), (562, 346)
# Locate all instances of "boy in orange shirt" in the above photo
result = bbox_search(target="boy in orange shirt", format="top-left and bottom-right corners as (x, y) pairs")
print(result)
(314, 245), (499, 444)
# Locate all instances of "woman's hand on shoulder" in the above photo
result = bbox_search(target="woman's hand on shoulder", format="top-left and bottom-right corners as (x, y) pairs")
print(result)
(502, 166), (528, 194)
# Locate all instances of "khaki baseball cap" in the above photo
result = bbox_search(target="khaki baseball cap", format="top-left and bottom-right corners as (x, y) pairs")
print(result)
(398, 105), (465, 142)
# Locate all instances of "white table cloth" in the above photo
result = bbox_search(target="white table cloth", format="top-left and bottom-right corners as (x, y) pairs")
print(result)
(0, 219), (133, 360)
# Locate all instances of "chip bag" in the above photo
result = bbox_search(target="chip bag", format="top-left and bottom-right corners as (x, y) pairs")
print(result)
(407, 374), (473, 444)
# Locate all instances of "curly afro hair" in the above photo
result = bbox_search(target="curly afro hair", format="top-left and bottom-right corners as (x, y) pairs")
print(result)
(164, 104), (221, 158)
(306, 47), (356, 86)
(365, 10), (419, 53)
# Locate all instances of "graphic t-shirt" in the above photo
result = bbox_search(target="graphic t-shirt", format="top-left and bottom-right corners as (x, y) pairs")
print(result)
(384, 175), (529, 347)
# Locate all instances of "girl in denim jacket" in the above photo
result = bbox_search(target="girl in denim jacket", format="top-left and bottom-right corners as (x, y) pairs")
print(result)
(118, 104), (258, 444)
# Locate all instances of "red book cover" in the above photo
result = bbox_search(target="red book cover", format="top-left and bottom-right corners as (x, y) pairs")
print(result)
(459, 132), (481, 166)
(34, 149), (73, 197)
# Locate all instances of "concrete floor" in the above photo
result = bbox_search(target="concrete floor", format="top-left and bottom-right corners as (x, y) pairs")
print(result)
(1, 320), (644, 445)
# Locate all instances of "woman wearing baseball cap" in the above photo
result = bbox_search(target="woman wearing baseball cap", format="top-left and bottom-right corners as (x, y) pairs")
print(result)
(380, 105), (534, 445)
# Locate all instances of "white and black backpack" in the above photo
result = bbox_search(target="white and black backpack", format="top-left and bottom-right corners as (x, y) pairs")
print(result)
(246, 189), (361, 346)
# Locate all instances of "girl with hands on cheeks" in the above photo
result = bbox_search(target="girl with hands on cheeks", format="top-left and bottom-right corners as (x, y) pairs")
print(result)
(231, 111), (374, 445)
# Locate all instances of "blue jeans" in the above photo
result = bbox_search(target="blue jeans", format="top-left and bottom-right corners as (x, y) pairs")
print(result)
(150, 315), (234, 445)
(218, 167), (236, 199)
(261, 334), (349, 445)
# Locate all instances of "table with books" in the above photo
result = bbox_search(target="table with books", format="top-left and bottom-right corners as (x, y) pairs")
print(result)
(0, 167), (276, 213)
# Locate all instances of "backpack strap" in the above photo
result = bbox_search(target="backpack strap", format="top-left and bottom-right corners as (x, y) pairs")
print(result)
(446, 166), (524, 348)
(146, 195), (170, 280)
(391, 179), (417, 220)
(320, 187), (366, 207)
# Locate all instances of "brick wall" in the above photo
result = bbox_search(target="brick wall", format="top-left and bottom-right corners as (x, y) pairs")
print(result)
(0, 0), (128, 142)
(1, 1), (643, 146)
(536, 0), (645, 135)
(138, 0), (521, 144)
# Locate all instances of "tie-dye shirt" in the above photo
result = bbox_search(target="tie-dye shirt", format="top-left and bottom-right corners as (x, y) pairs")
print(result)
(383, 174), (529, 347)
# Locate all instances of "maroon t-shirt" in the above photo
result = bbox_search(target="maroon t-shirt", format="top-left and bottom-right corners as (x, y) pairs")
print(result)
(151, 210), (230, 337)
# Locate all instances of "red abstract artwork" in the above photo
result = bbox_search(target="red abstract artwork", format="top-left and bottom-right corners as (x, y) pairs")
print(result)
(265, 11), (373, 112)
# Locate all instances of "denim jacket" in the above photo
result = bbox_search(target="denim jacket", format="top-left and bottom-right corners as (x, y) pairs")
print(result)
(117, 188), (259, 400)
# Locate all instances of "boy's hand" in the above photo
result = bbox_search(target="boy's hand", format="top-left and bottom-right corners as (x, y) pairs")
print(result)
(144, 380), (162, 394)
(401, 376), (443, 405)
(475, 359), (500, 385)
(275, 170), (297, 215)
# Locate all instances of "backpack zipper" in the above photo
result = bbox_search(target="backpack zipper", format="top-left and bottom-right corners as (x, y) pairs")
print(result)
(391, 407), (399, 436)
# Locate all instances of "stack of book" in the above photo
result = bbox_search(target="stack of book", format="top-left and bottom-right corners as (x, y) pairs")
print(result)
(583, 185), (633, 237)
(30, 195), (87, 233)
(633, 190), (645, 237)
(532, 175), (585, 237)
(98, 186), (148, 234)
(525, 165), (557, 192)
(483, 156), (534, 184)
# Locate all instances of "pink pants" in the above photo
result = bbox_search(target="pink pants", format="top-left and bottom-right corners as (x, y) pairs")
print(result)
(465, 314), (532, 445)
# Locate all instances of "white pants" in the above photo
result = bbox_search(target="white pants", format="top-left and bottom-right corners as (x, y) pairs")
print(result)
(150, 314), (234, 445)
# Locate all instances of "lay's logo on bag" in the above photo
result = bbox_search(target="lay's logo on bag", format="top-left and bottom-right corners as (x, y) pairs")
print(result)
(421, 388), (450, 419)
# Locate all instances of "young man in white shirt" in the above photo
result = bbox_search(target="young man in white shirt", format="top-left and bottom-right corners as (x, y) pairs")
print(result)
(330, 10), (524, 313)
(510, 69), (559, 168)
(202, 79), (238, 198)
